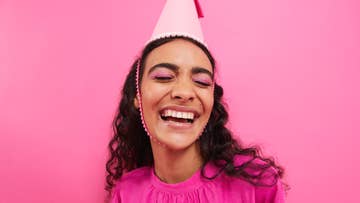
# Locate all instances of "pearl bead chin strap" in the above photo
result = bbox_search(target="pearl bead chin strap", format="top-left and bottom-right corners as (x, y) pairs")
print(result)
(136, 59), (165, 147)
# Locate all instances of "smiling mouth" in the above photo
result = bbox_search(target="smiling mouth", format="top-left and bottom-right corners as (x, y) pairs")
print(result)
(160, 109), (195, 124)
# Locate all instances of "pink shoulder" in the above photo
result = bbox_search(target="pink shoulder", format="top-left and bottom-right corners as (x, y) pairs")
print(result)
(233, 155), (286, 202)
(111, 166), (152, 195)
(110, 167), (152, 203)
(234, 154), (282, 186)
(255, 179), (286, 203)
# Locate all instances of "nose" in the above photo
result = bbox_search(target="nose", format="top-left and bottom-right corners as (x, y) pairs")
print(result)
(170, 79), (195, 102)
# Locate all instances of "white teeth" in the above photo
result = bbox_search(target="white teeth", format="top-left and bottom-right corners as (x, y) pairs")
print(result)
(188, 113), (194, 120)
(166, 110), (171, 117)
(162, 109), (195, 120)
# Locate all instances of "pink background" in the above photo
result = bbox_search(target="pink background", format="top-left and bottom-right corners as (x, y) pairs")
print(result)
(1, 0), (359, 202)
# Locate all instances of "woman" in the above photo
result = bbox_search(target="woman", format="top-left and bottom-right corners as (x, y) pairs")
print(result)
(106, 0), (286, 202)
(105, 36), (286, 202)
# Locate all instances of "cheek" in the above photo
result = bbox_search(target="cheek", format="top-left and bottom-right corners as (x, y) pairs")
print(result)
(199, 91), (214, 113)
(140, 83), (170, 106)
(141, 89), (157, 107)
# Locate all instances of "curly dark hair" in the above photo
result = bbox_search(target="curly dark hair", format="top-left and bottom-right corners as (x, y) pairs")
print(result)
(105, 36), (285, 193)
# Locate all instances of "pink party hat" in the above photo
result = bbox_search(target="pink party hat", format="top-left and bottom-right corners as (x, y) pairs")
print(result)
(148, 0), (205, 46)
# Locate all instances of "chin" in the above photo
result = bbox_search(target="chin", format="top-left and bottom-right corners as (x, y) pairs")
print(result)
(155, 134), (200, 151)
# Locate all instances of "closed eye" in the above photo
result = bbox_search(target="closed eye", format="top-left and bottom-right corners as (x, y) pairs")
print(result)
(193, 74), (213, 87)
(194, 80), (211, 87)
(154, 76), (173, 81)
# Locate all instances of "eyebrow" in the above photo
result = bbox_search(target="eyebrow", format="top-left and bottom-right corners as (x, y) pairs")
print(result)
(148, 63), (214, 79)
(148, 63), (178, 74)
(192, 67), (214, 79)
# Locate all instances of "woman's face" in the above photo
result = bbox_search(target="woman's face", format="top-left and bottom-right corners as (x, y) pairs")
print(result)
(137, 39), (214, 150)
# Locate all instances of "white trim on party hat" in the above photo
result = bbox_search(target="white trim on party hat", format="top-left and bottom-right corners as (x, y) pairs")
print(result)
(147, 0), (206, 46)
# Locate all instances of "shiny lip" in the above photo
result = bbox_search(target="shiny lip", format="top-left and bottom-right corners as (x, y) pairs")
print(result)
(159, 105), (200, 119)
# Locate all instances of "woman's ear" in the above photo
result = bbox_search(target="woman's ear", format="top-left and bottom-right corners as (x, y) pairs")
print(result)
(134, 95), (139, 109)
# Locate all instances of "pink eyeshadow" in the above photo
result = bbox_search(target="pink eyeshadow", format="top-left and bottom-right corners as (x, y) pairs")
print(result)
(149, 70), (173, 79)
(193, 75), (213, 85)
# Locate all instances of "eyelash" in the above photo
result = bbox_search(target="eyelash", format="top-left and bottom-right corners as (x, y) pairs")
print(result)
(153, 76), (212, 87)
(154, 76), (173, 81)
(194, 80), (211, 87)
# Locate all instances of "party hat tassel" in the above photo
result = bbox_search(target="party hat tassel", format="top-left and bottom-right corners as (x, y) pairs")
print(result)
(194, 0), (204, 18)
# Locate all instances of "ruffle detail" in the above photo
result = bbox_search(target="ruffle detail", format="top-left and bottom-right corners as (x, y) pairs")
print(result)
(145, 180), (217, 202)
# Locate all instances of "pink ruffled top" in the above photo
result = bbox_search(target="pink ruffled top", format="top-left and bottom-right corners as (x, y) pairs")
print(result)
(111, 157), (285, 203)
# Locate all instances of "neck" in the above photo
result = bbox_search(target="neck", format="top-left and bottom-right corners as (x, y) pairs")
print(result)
(151, 141), (203, 184)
